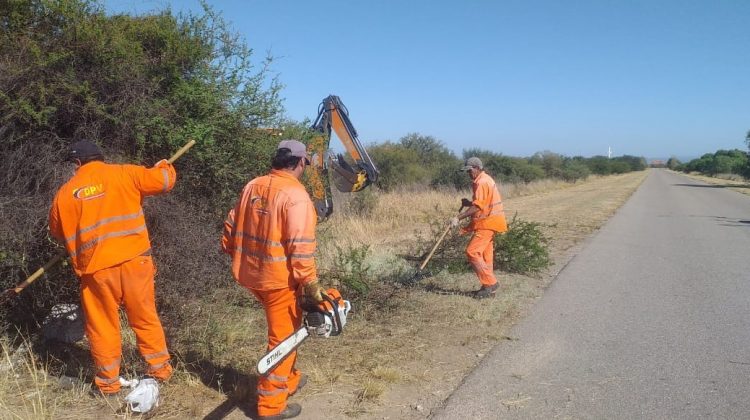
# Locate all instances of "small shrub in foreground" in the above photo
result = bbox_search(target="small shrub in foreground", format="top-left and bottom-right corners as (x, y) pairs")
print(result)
(495, 214), (551, 275)
(409, 214), (551, 277)
(329, 244), (372, 297)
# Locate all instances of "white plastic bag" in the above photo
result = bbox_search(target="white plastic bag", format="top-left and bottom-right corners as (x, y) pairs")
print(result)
(124, 377), (159, 413)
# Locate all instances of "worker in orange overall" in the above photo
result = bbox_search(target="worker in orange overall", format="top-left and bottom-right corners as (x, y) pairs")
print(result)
(449, 157), (508, 299)
(222, 139), (325, 420)
(48, 139), (175, 395)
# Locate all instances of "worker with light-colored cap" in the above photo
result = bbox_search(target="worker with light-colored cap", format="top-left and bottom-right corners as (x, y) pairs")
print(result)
(449, 156), (508, 299)
(221, 139), (323, 419)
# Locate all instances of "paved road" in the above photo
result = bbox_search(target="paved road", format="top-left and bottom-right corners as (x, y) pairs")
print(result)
(433, 170), (750, 419)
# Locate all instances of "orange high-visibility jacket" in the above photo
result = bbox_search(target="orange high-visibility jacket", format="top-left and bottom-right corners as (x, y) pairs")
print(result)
(222, 169), (318, 290)
(49, 160), (176, 276)
(469, 171), (508, 233)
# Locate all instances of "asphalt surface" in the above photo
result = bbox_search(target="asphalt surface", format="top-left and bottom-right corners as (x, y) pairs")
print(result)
(433, 169), (750, 419)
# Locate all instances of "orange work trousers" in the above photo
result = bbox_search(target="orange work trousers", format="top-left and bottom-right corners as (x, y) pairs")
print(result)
(80, 255), (172, 394)
(466, 229), (498, 287)
(250, 286), (304, 417)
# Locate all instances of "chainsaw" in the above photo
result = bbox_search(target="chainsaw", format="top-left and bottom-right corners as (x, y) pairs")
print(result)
(257, 288), (351, 376)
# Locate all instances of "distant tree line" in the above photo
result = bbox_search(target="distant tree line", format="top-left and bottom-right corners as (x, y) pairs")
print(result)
(367, 134), (647, 190)
(675, 149), (749, 177)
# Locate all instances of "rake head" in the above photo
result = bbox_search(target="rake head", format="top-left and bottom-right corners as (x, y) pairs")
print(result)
(0, 288), (19, 305)
(402, 269), (434, 286)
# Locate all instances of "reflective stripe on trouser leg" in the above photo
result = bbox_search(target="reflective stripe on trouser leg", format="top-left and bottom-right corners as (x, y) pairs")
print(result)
(250, 286), (303, 417)
(120, 256), (172, 381)
(466, 229), (498, 287)
(81, 266), (125, 394)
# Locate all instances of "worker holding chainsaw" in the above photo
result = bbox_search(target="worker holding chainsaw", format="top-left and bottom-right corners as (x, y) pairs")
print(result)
(222, 139), (325, 420)
(449, 157), (508, 299)
(48, 139), (175, 396)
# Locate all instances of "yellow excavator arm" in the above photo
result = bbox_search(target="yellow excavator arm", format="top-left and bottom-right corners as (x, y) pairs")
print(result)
(307, 95), (379, 220)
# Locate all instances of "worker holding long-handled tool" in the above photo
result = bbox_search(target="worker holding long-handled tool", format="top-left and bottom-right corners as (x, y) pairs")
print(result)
(47, 138), (194, 397)
(448, 157), (508, 299)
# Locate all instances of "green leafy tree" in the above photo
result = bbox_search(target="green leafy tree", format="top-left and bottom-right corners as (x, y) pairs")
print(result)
(530, 151), (564, 178)
(399, 133), (455, 165)
(680, 149), (748, 176)
(367, 141), (432, 190)
(560, 160), (590, 182)
(0, 0), (284, 330)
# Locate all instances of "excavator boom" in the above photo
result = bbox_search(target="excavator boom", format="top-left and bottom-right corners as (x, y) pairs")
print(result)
(308, 95), (379, 220)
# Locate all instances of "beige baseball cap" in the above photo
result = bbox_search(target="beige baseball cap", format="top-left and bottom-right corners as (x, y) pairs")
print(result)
(277, 139), (307, 158)
(461, 156), (483, 171)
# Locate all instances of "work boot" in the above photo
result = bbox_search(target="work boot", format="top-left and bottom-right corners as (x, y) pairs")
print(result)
(289, 374), (307, 396)
(258, 403), (302, 419)
(474, 282), (499, 299)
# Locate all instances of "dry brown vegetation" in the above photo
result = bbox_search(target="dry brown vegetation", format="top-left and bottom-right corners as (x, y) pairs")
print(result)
(0, 171), (648, 419)
(675, 171), (750, 197)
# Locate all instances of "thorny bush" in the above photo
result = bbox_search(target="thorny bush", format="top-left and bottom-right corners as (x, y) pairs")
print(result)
(0, 0), (284, 333)
(409, 213), (552, 278)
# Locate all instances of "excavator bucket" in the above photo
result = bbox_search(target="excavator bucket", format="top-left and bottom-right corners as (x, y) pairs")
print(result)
(308, 95), (380, 220)
(331, 154), (370, 193)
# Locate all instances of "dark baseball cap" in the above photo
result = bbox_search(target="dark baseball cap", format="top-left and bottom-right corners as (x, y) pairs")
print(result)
(68, 140), (103, 161)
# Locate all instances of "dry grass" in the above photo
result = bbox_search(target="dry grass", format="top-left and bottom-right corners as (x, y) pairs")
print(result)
(317, 177), (589, 273)
(0, 171), (648, 419)
(0, 335), (95, 420)
(675, 170), (750, 196)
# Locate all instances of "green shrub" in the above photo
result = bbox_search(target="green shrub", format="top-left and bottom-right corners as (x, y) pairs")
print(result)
(346, 188), (379, 216)
(330, 244), (372, 297)
(408, 214), (551, 277)
(561, 160), (590, 182)
(495, 215), (551, 275)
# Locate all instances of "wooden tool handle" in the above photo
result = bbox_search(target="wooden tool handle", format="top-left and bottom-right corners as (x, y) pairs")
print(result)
(167, 139), (196, 164)
(418, 204), (466, 270)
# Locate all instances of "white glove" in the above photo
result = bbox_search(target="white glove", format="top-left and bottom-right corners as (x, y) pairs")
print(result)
(449, 217), (460, 228)
(119, 376), (140, 388)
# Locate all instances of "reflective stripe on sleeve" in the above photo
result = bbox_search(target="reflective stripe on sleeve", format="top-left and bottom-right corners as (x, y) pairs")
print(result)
(475, 200), (504, 220)
(161, 168), (169, 192)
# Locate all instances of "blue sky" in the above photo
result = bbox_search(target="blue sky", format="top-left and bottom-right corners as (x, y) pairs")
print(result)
(107, 0), (750, 160)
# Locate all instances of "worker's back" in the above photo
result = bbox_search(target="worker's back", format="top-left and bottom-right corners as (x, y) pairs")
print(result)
(49, 160), (176, 275)
(223, 169), (317, 290)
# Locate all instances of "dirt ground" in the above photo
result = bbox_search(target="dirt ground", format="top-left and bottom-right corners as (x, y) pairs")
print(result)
(0, 170), (648, 420)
